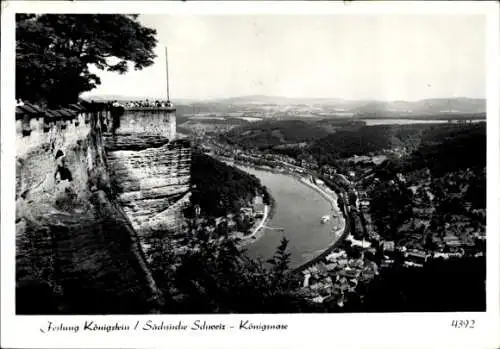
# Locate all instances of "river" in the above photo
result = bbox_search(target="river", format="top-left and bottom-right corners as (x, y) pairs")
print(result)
(234, 165), (342, 268)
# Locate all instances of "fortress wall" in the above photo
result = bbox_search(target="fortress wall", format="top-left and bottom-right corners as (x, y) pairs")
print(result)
(114, 110), (176, 140)
(16, 113), (92, 198)
(16, 113), (91, 160)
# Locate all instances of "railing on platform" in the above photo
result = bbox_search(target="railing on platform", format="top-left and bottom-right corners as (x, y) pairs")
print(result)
(124, 107), (176, 112)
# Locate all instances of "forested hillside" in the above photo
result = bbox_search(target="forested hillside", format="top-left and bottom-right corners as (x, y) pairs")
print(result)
(307, 124), (429, 165)
(222, 119), (330, 149)
(189, 151), (269, 217)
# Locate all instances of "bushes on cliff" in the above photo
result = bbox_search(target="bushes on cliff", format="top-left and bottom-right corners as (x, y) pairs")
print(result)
(16, 14), (157, 107)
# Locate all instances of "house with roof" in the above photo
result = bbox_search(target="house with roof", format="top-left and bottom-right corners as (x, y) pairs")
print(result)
(445, 240), (463, 248)
(443, 235), (460, 242)
(309, 282), (322, 291)
(360, 199), (371, 209)
(337, 267), (361, 280)
(405, 250), (429, 265)
(337, 259), (348, 268)
(240, 207), (253, 216)
(443, 235), (463, 248)
(325, 263), (337, 272)
(404, 261), (425, 268)
(350, 258), (364, 269)
(303, 273), (311, 288)
(253, 202), (265, 218)
(380, 259), (395, 268)
(316, 262), (329, 276)
(382, 240), (395, 252)
(325, 250), (347, 262)
(348, 278), (358, 288)
(311, 295), (328, 303)
(413, 207), (436, 218)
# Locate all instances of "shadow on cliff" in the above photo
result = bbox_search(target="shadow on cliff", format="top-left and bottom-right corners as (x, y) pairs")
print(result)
(16, 195), (160, 314)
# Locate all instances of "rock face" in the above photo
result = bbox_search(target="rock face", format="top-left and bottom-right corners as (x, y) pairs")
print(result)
(15, 110), (164, 314)
(104, 109), (191, 244)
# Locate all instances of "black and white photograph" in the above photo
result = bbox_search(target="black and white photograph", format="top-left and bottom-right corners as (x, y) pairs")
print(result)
(1, 1), (499, 349)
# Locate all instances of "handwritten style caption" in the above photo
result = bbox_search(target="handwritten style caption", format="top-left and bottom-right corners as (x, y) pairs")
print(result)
(40, 320), (288, 334)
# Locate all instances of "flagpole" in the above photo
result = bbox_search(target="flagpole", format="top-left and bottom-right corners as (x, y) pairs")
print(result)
(165, 46), (170, 102)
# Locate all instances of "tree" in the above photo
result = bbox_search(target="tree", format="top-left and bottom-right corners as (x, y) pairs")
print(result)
(371, 181), (413, 240)
(16, 14), (157, 107)
(267, 237), (293, 290)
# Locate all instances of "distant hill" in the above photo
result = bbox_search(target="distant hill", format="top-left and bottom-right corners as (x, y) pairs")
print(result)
(202, 96), (486, 114)
(350, 98), (486, 115)
(211, 95), (354, 106)
(82, 94), (486, 114)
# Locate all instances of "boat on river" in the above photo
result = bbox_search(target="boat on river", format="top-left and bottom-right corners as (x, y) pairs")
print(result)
(321, 215), (331, 223)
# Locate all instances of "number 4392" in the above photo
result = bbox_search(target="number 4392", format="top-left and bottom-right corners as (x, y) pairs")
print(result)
(451, 320), (475, 328)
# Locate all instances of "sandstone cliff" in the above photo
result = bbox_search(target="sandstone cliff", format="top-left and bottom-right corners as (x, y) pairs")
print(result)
(104, 109), (191, 245)
(16, 108), (164, 314)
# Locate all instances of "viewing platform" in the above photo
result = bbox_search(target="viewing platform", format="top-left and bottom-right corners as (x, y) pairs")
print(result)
(123, 106), (176, 112)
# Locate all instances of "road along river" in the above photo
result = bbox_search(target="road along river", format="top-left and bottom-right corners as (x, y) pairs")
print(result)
(232, 164), (345, 269)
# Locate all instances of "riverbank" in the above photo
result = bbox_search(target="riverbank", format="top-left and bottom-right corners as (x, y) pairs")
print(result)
(298, 177), (339, 213)
(292, 216), (350, 274)
(291, 177), (351, 274)
(290, 178), (350, 274)
(237, 204), (270, 248)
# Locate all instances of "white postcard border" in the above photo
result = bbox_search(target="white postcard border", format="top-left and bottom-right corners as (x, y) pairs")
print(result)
(1, 2), (499, 349)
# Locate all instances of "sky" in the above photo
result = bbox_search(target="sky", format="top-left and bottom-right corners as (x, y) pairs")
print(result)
(84, 14), (486, 101)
